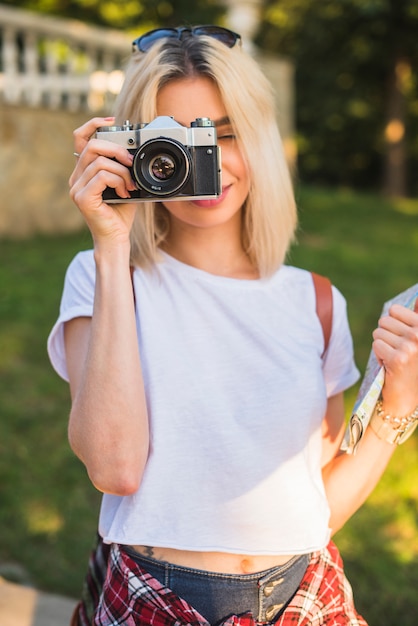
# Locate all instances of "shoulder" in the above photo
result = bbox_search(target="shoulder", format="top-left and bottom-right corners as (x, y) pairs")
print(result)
(58, 250), (97, 308)
(64, 249), (95, 287)
(275, 265), (312, 292)
(279, 265), (322, 299)
(279, 266), (349, 338)
(282, 265), (346, 303)
(66, 249), (95, 276)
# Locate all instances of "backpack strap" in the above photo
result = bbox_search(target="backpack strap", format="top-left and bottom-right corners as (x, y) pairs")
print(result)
(311, 272), (333, 357)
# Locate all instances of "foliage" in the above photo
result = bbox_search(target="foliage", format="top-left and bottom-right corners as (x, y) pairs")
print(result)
(0, 0), (225, 30)
(0, 228), (101, 594)
(0, 186), (418, 626)
(257, 0), (418, 195)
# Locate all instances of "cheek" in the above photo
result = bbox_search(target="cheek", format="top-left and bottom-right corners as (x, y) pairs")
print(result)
(241, 154), (251, 180)
(235, 152), (248, 175)
(221, 144), (250, 179)
(233, 151), (251, 189)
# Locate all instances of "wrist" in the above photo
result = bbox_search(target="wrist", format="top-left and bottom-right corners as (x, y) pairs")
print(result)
(369, 398), (418, 445)
(93, 241), (131, 268)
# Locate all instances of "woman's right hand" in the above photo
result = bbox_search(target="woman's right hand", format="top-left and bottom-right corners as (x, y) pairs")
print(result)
(69, 117), (138, 248)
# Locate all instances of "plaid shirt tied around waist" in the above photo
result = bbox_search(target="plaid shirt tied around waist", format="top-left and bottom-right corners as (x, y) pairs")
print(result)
(90, 541), (367, 625)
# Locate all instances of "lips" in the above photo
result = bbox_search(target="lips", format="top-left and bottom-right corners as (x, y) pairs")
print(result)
(191, 186), (230, 208)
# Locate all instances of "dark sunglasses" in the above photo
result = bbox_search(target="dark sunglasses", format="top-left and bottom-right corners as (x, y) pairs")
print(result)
(132, 25), (241, 53)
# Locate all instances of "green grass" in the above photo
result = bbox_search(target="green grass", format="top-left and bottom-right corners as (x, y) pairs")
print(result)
(289, 186), (418, 624)
(0, 228), (102, 595)
(0, 185), (417, 624)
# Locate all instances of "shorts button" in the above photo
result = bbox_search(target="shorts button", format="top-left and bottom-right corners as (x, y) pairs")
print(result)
(265, 603), (284, 621)
(263, 577), (284, 597)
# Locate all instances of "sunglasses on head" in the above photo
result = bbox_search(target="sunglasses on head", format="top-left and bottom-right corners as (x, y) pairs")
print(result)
(132, 25), (241, 53)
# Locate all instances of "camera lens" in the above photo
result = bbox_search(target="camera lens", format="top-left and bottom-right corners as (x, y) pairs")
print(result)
(150, 155), (176, 181)
(132, 138), (191, 196)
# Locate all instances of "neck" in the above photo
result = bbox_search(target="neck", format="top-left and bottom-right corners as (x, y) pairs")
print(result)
(162, 221), (259, 280)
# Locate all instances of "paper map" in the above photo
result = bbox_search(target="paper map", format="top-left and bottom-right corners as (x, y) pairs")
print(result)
(342, 282), (418, 454)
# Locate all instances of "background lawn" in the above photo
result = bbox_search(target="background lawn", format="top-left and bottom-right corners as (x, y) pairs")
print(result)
(0, 185), (417, 624)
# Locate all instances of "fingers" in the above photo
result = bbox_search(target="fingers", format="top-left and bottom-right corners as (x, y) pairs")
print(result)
(372, 302), (418, 412)
(70, 136), (134, 186)
(70, 158), (133, 209)
(73, 116), (115, 156)
(373, 304), (418, 347)
(68, 117), (140, 245)
(69, 116), (137, 202)
(70, 116), (128, 186)
(70, 144), (135, 196)
(372, 304), (418, 367)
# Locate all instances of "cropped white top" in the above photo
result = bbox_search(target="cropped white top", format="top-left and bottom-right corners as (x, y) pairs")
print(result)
(48, 250), (359, 555)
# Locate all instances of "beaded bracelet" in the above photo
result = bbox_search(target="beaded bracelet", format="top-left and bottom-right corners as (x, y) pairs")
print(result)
(369, 399), (418, 445)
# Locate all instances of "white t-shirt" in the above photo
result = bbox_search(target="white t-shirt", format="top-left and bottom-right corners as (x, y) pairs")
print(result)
(48, 250), (359, 555)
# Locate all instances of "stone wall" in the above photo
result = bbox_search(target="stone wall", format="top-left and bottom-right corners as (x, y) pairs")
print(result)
(0, 104), (86, 237)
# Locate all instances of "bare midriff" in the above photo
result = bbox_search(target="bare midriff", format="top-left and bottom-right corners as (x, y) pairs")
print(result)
(130, 545), (295, 574)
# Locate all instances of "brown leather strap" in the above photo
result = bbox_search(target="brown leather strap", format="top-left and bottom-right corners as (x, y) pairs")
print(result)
(311, 272), (333, 357)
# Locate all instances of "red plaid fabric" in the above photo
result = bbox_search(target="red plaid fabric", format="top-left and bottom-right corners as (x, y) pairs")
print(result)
(92, 541), (367, 625)
(71, 535), (111, 626)
(274, 542), (367, 626)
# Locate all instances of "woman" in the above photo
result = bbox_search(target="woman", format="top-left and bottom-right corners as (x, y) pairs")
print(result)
(48, 26), (418, 625)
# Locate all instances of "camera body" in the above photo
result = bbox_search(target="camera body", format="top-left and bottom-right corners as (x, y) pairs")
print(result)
(96, 116), (221, 203)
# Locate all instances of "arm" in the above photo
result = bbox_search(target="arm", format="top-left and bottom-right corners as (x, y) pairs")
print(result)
(321, 302), (418, 534)
(64, 118), (149, 496)
(322, 403), (395, 535)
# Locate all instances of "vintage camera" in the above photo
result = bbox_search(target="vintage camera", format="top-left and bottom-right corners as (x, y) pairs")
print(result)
(96, 116), (221, 203)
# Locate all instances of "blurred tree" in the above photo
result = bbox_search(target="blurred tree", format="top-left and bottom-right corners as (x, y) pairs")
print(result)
(0, 0), (225, 30)
(257, 0), (418, 196)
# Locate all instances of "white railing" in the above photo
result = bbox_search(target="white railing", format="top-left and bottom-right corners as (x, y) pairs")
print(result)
(0, 4), (131, 112)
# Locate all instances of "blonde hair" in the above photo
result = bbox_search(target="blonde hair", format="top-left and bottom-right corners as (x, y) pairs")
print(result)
(113, 35), (297, 277)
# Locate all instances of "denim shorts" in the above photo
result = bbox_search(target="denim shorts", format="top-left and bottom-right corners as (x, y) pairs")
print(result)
(123, 547), (309, 625)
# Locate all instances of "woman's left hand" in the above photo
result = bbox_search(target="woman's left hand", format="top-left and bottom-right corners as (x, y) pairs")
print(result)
(372, 300), (418, 414)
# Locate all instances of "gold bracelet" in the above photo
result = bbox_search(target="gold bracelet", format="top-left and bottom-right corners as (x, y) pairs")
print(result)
(369, 399), (418, 445)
